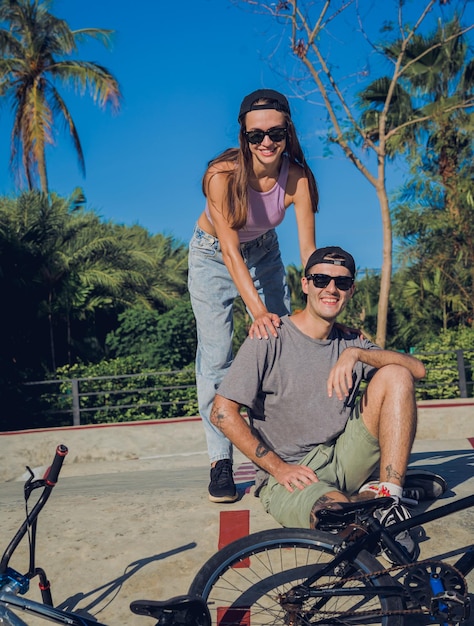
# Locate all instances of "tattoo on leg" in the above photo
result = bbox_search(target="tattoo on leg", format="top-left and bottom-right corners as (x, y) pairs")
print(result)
(385, 464), (403, 482)
(256, 443), (269, 458)
(309, 494), (341, 529)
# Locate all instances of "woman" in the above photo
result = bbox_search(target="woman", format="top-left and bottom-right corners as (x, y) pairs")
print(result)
(188, 88), (318, 502)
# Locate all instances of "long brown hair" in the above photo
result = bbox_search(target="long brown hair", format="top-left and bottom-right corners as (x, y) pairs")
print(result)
(202, 99), (319, 230)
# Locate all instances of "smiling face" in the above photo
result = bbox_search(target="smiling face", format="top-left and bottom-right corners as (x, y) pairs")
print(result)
(243, 108), (287, 166)
(302, 262), (355, 322)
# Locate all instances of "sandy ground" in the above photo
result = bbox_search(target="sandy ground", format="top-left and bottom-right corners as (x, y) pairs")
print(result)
(0, 420), (473, 625)
(0, 421), (276, 625)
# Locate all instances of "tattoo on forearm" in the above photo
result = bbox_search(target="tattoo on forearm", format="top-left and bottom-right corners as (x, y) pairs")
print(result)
(385, 464), (402, 482)
(210, 405), (226, 429)
(256, 443), (269, 458)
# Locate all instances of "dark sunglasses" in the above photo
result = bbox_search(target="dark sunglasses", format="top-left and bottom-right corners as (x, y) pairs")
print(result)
(305, 273), (354, 291)
(244, 127), (287, 144)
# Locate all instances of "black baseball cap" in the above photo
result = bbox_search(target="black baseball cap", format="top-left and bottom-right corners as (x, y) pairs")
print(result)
(304, 246), (356, 277)
(238, 89), (291, 122)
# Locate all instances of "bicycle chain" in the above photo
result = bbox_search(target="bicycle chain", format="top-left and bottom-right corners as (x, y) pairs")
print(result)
(287, 558), (468, 621)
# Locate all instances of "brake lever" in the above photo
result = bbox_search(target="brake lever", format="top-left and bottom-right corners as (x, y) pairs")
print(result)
(24, 466), (47, 502)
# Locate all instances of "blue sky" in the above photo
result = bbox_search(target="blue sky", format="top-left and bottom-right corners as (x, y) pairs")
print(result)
(0, 1), (472, 271)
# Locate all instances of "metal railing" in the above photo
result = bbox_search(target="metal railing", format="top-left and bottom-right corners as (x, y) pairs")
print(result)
(5, 348), (473, 431)
(19, 369), (198, 429)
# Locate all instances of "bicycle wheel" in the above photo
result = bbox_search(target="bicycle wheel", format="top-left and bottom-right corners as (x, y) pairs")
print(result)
(189, 528), (403, 626)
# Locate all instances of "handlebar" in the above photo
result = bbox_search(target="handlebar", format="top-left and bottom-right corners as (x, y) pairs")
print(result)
(0, 445), (69, 576)
(43, 444), (68, 487)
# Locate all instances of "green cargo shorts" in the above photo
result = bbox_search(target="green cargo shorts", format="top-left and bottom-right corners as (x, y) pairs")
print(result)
(258, 402), (380, 528)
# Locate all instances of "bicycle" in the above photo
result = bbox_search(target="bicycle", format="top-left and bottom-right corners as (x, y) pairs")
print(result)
(0, 444), (210, 626)
(188, 492), (474, 625)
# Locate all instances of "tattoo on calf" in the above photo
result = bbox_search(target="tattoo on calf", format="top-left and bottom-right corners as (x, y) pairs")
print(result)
(256, 443), (269, 458)
(385, 464), (402, 482)
(309, 494), (340, 529)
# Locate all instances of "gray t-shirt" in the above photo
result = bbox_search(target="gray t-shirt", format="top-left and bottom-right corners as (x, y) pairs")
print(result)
(217, 315), (380, 471)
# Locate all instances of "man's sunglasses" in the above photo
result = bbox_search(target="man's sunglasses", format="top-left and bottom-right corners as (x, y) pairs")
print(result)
(305, 274), (354, 291)
(244, 127), (287, 144)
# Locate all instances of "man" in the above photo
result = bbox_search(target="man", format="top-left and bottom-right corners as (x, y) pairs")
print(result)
(210, 246), (427, 560)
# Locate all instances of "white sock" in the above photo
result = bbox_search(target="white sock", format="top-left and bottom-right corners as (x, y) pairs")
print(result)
(377, 482), (402, 503)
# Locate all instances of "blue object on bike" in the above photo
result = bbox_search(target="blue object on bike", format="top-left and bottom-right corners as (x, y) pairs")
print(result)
(430, 573), (448, 625)
(0, 568), (30, 595)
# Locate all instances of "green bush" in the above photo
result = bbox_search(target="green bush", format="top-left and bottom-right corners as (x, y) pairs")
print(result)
(12, 325), (472, 430)
(53, 357), (198, 424)
(105, 301), (197, 370)
(415, 327), (474, 399)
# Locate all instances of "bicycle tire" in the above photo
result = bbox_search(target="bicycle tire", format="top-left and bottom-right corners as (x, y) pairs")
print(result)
(189, 527), (403, 626)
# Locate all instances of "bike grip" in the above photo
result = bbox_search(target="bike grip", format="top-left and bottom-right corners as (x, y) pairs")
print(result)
(44, 444), (68, 486)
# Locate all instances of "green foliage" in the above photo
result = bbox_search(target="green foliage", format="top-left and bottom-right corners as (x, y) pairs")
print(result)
(106, 300), (197, 370)
(414, 327), (474, 399)
(0, 191), (190, 382)
(286, 263), (306, 312)
(54, 357), (198, 424)
(358, 16), (473, 164)
(391, 149), (474, 339)
(232, 295), (251, 356)
(340, 271), (380, 342)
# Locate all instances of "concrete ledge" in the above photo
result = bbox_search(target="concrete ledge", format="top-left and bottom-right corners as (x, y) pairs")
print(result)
(1, 401), (473, 482)
(0, 418), (207, 483)
(416, 398), (474, 440)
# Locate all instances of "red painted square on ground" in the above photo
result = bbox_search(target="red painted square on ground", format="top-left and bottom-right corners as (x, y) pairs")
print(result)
(218, 510), (250, 568)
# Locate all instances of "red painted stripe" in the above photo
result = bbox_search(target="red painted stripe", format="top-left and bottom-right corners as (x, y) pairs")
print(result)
(417, 402), (474, 409)
(217, 606), (250, 626)
(217, 513), (251, 625)
(218, 510), (250, 568)
(468, 438), (474, 448)
(0, 416), (202, 436)
(234, 463), (256, 480)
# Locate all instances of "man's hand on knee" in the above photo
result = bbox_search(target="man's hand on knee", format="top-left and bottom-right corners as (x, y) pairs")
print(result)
(274, 463), (319, 493)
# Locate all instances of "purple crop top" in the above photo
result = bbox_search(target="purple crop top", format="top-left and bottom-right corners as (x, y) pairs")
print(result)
(205, 156), (290, 243)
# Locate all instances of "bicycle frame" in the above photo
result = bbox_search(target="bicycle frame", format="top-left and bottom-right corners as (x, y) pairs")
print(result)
(299, 494), (474, 588)
(0, 591), (107, 626)
(386, 493), (474, 575)
(287, 494), (474, 625)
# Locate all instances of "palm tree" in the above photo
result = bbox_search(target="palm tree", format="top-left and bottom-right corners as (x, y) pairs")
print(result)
(286, 263), (305, 312)
(0, 0), (121, 191)
(358, 17), (474, 219)
(360, 17), (474, 334)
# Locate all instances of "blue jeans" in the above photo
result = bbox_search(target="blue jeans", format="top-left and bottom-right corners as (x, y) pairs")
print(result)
(188, 224), (291, 463)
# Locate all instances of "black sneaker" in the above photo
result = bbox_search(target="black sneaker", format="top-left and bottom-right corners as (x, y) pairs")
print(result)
(375, 502), (420, 564)
(403, 469), (448, 501)
(208, 460), (238, 503)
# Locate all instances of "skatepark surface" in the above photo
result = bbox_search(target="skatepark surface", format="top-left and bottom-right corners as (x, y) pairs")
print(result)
(0, 414), (473, 625)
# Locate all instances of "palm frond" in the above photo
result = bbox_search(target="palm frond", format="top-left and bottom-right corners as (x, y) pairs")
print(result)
(50, 60), (121, 110)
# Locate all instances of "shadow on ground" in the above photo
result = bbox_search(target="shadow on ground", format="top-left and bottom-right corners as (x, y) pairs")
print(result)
(58, 542), (197, 616)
